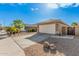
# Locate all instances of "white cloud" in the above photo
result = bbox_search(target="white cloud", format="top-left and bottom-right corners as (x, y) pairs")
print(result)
(47, 3), (59, 9)
(59, 3), (79, 8)
(59, 3), (73, 8)
(73, 3), (79, 7)
(46, 3), (79, 9)
(31, 8), (39, 11)
(35, 8), (39, 10)
(31, 8), (34, 11)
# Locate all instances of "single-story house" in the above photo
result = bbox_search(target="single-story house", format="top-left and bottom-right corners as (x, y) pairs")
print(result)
(74, 26), (79, 36)
(37, 19), (79, 36)
(25, 24), (37, 32)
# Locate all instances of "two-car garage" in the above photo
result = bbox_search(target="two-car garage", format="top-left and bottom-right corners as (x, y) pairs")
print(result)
(38, 24), (56, 34)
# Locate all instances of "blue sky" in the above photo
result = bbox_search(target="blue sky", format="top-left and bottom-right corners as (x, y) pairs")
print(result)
(0, 3), (79, 26)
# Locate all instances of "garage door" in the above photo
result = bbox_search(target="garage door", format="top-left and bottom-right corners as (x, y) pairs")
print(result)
(39, 24), (56, 34)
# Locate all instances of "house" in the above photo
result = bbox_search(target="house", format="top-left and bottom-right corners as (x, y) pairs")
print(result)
(37, 19), (79, 36)
(0, 24), (3, 30)
(37, 19), (69, 35)
(25, 24), (37, 32)
(73, 25), (79, 36)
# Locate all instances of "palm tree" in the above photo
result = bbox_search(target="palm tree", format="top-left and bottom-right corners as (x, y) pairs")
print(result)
(71, 22), (78, 27)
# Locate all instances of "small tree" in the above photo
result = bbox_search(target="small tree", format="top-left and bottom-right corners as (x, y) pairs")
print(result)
(12, 19), (26, 30)
(71, 22), (78, 27)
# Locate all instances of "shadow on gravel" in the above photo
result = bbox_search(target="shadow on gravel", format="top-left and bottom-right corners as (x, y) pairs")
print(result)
(24, 33), (79, 56)
(24, 33), (50, 43)
(24, 33), (64, 56)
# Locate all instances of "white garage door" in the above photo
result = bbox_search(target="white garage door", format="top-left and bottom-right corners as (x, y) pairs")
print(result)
(39, 24), (56, 34)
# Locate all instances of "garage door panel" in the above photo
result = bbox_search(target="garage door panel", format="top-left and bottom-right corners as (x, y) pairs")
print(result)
(39, 24), (56, 34)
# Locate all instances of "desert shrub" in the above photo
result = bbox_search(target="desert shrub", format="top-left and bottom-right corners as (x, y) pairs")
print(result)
(6, 26), (21, 35)
(28, 29), (32, 32)
(31, 29), (35, 32)
(6, 27), (11, 32)
(16, 28), (21, 33)
(28, 29), (36, 32)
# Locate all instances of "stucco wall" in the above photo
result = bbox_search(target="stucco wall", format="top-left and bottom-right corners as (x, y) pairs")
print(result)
(57, 23), (68, 35)
(38, 23), (68, 35)
(75, 27), (79, 36)
(39, 24), (56, 34)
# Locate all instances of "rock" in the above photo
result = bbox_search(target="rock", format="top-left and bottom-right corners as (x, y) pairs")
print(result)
(43, 41), (50, 53)
(49, 44), (57, 54)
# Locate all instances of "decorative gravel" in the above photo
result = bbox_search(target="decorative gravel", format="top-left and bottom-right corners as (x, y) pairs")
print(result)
(24, 42), (64, 56)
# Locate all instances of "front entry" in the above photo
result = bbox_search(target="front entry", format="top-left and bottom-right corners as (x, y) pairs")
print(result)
(67, 27), (75, 35)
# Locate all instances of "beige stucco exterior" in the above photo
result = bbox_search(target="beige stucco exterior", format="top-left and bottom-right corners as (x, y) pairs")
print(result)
(38, 20), (79, 36)
(56, 23), (68, 35)
(38, 22), (68, 35)
(39, 24), (56, 34)
(75, 26), (79, 36)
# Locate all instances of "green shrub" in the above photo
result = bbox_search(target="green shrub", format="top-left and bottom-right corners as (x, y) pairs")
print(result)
(16, 28), (20, 33)
(28, 29), (36, 32)
(6, 26), (21, 35)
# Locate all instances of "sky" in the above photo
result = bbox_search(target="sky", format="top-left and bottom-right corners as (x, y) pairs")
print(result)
(0, 3), (79, 26)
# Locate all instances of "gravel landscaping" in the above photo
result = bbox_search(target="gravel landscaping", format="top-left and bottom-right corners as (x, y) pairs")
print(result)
(24, 43), (64, 56)
(5, 32), (79, 56)
(23, 35), (79, 56)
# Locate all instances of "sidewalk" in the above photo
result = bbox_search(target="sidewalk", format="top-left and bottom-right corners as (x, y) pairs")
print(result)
(0, 37), (25, 56)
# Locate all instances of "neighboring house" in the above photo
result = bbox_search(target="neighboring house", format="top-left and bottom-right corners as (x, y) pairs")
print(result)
(37, 19), (69, 35)
(0, 24), (3, 30)
(20, 27), (25, 31)
(25, 24), (37, 32)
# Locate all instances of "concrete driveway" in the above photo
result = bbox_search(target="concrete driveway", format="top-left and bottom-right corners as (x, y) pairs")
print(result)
(0, 37), (25, 56)
(0, 32), (49, 56)
(13, 33), (49, 49)
(0, 32), (43, 56)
